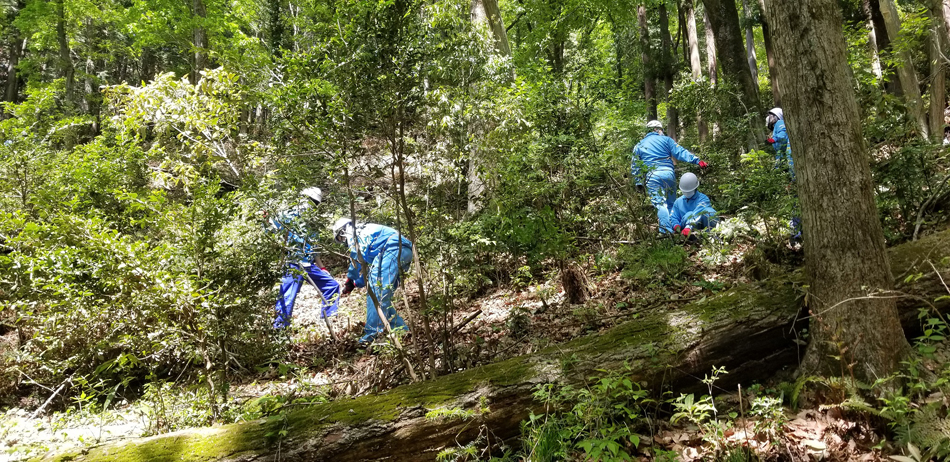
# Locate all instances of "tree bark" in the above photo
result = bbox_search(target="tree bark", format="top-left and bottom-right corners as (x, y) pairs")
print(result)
(704, 9), (717, 86)
(766, 0), (913, 383)
(638, 4), (658, 120)
(471, 0), (511, 57)
(44, 230), (950, 462)
(191, 0), (209, 85)
(864, 0), (899, 93)
(659, 4), (679, 139)
(741, 0), (759, 83)
(686, 0), (709, 142)
(929, 0), (950, 140)
(756, 0), (780, 106)
(879, 0), (929, 137)
(701, 0), (764, 141)
(3, 37), (22, 119)
(55, 0), (75, 105)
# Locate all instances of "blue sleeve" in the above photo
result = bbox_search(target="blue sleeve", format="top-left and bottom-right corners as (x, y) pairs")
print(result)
(667, 138), (699, 165)
(670, 200), (683, 227)
(684, 197), (716, 228)
(772, 123), (789, 159)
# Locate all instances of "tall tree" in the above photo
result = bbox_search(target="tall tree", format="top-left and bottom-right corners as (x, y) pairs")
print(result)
(766, 0), (912, 382)
(741, 0), (758, 83)
(685, 0), (708, 141)
(191, 0), (209, 84)
(755, 0), (780, 105)
(879, 0), (929, 137)
(2, 1), (26, 118)
(638, 3), (657, 120)
(928, 0), (949, 140)
(704, 9), (717, 86)
(471, 0), (511, 56)
(701, 0), (764, 136)
(659, 3), (679, 139)
(863, 0), (900, 94)
(55, 0), (75, 104)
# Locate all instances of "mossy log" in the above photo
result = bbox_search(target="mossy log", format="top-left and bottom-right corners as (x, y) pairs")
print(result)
(43, 230), (950, 462)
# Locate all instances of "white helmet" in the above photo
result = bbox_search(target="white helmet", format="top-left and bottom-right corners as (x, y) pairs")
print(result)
(332, 217), (353, 244)
(679, 172), (699, 193)
(768, 108), (784, 120)
(300, 187), (323, 206)
(646, 120), (664, 130)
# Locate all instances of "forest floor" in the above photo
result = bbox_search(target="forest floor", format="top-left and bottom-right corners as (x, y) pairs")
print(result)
(0, 226), (935, 461)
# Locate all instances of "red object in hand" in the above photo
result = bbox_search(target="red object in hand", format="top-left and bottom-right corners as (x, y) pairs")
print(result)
(342, 278), (355, 296)
(673, 225), (681, 234)
(682, 227), (691, 237)
(698, 160), (708, 169)
(767, 137), (775, 144)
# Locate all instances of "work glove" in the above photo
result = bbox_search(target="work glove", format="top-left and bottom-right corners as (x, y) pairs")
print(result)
(673, 225), (682, 234)
(342, 278), (355, 296)
(766, 137), (775, 144)
(682, 227), (691, 237)
(698, 160), (709, 169)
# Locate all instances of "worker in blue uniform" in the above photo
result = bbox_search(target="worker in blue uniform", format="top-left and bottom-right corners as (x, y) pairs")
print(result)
(632, 120), (709, 235)
(265, 187), (340, 329)
(333, 218), (413, 344)
(766, 107), (794, 179)
(670, 173), (718, 237)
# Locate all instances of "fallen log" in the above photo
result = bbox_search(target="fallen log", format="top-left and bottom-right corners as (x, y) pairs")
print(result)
(44, 230), (950, 462)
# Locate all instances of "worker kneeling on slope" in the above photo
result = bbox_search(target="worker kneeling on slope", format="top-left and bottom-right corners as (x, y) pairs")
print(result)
(671, 172), (718, 238)
(333, 218), (412, 344)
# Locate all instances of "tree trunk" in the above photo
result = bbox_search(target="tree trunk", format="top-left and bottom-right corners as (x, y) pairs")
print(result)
(45, 230), (950, 462)
(3, 37), (22, 119)
(660, 4), (679, 139)
(879, 0), (929, 137)
(864, 0), (902, 95)
(471, 0), (511, 57)
(191, 0), (209, 85)
(701, 0), (764, 139)
(638, 4), (657, 120)
(741, 0), (759, 83)
(686, 0), (709, 142)
(56, 0), (75, 105)
(929, 2), (947, 141)
(756, 0), (780, 106)
(268, 0), (284, 57)
(766, 0), (913, 383)
(704, 9), (717, 86)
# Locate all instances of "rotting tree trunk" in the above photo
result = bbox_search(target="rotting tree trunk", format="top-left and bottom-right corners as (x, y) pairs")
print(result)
(756, 0), (780, 106)
(879, 0), (929, 138)
(639, 4), (658, 120)
(702, 0), (765, 148)
(767, 0), (913, 383)
(686, 0), (709, 142)
(45, 230), (950, 462)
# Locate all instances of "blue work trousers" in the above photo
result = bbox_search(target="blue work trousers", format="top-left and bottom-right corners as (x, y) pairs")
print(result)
(647, 168), (677, 234)
(361, 244), (413, 343)
(275, 263), (340, 329)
